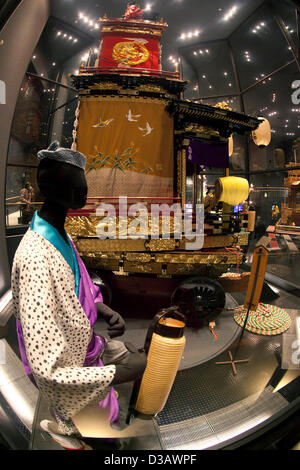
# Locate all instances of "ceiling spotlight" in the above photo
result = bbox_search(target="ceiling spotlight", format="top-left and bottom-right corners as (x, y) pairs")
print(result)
(223, 5), (238, 21)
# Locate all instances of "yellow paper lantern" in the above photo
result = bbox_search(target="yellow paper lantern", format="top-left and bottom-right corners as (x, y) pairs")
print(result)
(215, 176), (250, 206)
(251, 117), (271, 148)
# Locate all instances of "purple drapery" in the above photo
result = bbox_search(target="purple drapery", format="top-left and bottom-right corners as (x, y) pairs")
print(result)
(16, 240), (119, 425)
(186, 140), (229, 169)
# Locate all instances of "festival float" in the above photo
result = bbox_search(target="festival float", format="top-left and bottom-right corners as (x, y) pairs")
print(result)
(67, 4), (270, 328)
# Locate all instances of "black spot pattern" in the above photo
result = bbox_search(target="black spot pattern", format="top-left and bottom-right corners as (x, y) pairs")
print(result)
(11, 230), (116, 435)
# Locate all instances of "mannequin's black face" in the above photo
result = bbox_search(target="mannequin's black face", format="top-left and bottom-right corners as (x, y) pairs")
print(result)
(37, 160), (87, 210)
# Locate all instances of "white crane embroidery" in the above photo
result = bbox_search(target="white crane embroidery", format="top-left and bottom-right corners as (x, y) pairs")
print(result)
(139, 122), (154, 137)
(126, 109), (141, 122)
(92, 118), (114, 128)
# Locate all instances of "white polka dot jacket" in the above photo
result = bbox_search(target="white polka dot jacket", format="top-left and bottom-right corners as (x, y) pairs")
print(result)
(11, 229), (116, 434)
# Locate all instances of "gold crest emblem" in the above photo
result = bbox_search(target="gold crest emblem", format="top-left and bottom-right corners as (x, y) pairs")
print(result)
(112, 41), (150, 67)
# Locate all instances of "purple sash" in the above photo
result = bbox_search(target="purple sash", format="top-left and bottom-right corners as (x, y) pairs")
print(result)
(16, 241), (119, 425)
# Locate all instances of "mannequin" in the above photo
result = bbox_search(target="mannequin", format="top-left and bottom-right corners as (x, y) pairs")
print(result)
(11, 142), (147, 449)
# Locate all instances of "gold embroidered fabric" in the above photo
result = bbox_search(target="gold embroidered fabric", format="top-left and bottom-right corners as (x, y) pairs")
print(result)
(77, 97), (174, 197)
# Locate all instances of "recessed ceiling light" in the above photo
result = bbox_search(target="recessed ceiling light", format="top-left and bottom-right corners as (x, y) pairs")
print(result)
(223, 5), (238, 22)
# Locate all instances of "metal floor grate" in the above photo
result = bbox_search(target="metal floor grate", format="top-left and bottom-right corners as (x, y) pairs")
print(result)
(157, 328), (281, 426)
(159, 386), (288, 450)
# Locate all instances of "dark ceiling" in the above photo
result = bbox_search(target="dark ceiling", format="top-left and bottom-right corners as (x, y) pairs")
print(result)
(48, 0), (265, 68)
(32, 0), (300, 147)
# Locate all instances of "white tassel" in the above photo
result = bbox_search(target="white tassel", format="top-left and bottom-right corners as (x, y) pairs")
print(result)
(71, 101), (80, 152)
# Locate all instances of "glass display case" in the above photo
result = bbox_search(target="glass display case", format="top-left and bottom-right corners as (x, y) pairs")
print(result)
(1, 0), (300, 452)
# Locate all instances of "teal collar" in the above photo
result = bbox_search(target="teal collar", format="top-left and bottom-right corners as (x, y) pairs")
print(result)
(30, 211), (80, 296)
